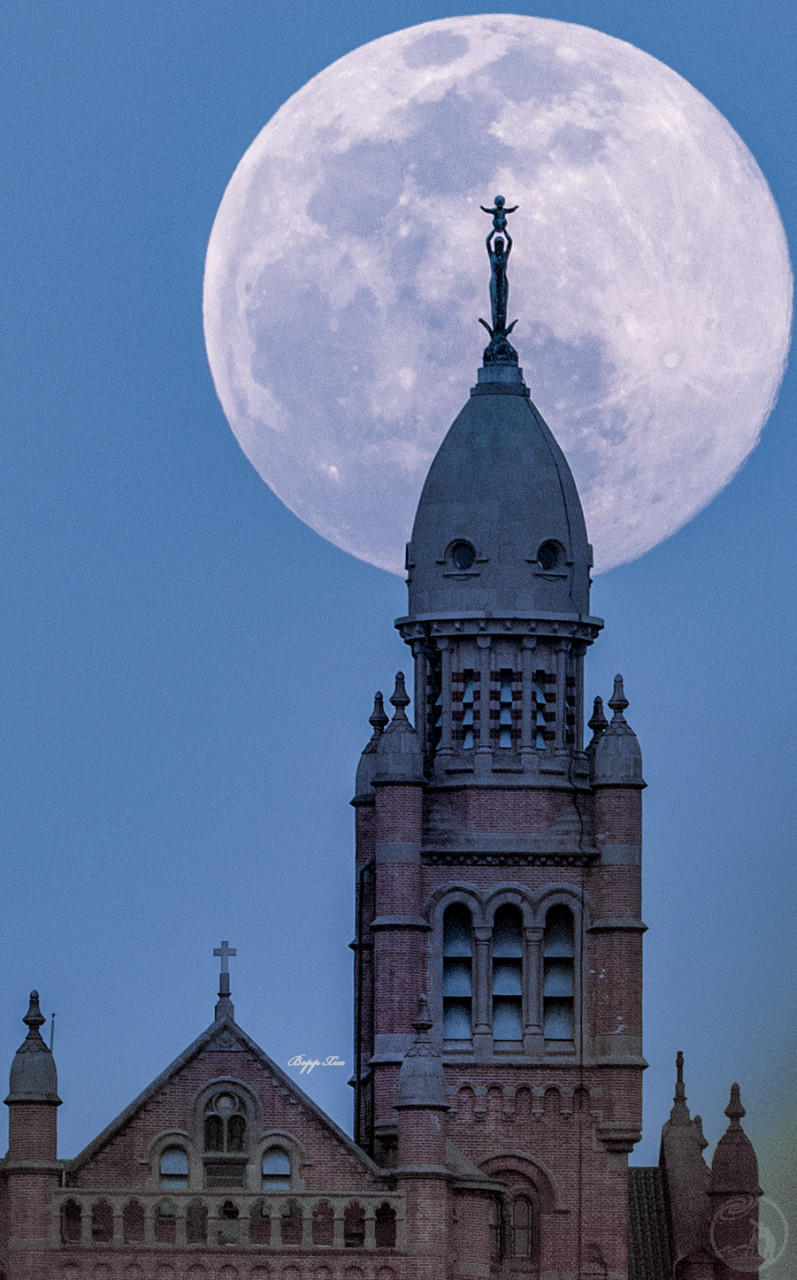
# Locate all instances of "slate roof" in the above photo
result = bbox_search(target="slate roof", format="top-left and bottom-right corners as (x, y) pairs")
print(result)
(628, 1166), (674, 1280)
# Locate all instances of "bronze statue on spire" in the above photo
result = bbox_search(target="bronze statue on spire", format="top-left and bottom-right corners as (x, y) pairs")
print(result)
(479, 195), (519, 365)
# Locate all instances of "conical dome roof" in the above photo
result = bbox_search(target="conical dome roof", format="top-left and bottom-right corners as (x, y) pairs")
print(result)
(406, 365), (592, 620)
(6, 991), (60, 1104)
(709, 1084), (762, 1196)
(396, 996), (448, 1110)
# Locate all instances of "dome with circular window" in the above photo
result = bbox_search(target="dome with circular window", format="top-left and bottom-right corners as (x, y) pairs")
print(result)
(406, 370), (592, 620)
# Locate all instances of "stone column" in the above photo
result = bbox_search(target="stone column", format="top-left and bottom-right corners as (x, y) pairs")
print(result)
(554, 639), (567, 754)
(473, 925), (492, 1057)
(437, 637), (453, 758)
(475, 634), (492, 777)
(524, 925), (544, 1053)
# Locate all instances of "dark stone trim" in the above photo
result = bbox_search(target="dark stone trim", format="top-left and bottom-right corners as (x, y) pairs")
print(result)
(421, 852), (598, 867)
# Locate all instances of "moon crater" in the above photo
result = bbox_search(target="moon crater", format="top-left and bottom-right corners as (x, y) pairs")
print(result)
(204, 15), (792, 574)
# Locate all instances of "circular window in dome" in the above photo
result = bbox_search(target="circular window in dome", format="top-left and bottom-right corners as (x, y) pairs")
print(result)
(450, 540), (476, 571)
(536, 540), (563, 571)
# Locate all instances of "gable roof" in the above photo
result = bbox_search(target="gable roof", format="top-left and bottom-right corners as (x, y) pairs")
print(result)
(67, 1012), (384, 1181)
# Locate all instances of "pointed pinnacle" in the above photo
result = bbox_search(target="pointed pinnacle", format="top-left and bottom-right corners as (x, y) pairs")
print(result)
(23, 990), (46, 1037)
(670, 1049), (690, 1124)
(589, 696), (608, 736)
(390, 672), (411, 723)
(369, 691), (388, 736)
(608, 674), (629, 722)
(675, 1050), (685, 1099)
(725, 1082), (746, 1127)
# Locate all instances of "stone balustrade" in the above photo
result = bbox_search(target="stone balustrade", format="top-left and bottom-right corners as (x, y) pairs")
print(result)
(53, 1190), (404, 1252)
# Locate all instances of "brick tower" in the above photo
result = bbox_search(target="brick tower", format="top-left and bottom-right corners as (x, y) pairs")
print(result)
(353, 200), (646, 1277)
(3, 992), (61, 1280)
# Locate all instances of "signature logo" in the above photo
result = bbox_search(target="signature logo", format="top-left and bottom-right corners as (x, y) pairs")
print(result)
(710, 1196), (788, 1273)
(288, 1054), (346, 1075)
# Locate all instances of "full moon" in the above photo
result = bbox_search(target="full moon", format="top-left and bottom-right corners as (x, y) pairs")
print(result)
(204, 15), (791, 575)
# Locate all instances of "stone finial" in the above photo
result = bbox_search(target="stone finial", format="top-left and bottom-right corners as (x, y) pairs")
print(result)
(369, 691), (389, 738)
(709, 1082), (761, 1196)
(6, 990), (60, 1104)
(396, 993), (448, 1110)
(375, 672), (424, 782)
(586, 696), (608, 756)
(725, 1082), (745, 1127)
(694, 1114), (708, 1150)
(23, 990), (46, 1039)
(354, 692), (389, 799)
(390, 672), (411, 722)
(670, 1049), (691, 1125)
(592, 675), (644, 786)
(608, 674), (629, 721)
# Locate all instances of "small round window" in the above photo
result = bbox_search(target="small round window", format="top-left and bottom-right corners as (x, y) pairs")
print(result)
(537, 541), (562, 571)
(450, 541), (476, 571)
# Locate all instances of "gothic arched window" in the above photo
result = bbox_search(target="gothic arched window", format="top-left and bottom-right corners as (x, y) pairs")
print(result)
(543, 905), (575, 1040)
(492, 904), (523, 1040)
(204, 1091), (247, 1152)
(443, 903), (473, 1039)
(202, 1089), (249, 1188)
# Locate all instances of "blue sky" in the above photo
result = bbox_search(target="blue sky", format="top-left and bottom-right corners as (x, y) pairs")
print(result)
(2, 0), (794, 1268)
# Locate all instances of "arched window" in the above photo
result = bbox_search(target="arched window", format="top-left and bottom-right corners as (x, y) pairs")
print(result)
(343, 1201), (366, 1248)
(312, 1199), (334, 1246)
(91, 1199), (114, 1242)
(186, 1199), (207, 1244)
(374, 1202), (397, 1249)
(511, 1195), (534, 1258)
(281, 1199), (302, 1246)
(262, 1146), (291, 1190)
(204, 1113), (223, 1151)
(489, 1197), (503, 1261)
(154, 1200), (177, 1244)
(492, 904), (523, 1040)
(543, 905), (575, 1040)
(443, 903), (472, 1039)
(203, 1091), (247, 1152)
(160, 1146), (189, 1189)
(250, 1200), (271, 1245)
(218, 1199), (240, 1245)
(61, 1199), (82, 1244)
(122, 1199), (145, 1243)
(202, 1090), (249, 1188)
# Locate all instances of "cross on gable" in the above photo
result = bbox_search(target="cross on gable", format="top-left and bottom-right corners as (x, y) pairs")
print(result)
(214, 940), (237, 1001)
(214, 940), (237, 974)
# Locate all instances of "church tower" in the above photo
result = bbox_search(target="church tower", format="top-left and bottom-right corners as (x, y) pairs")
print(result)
(353, 200), (646, 1277)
